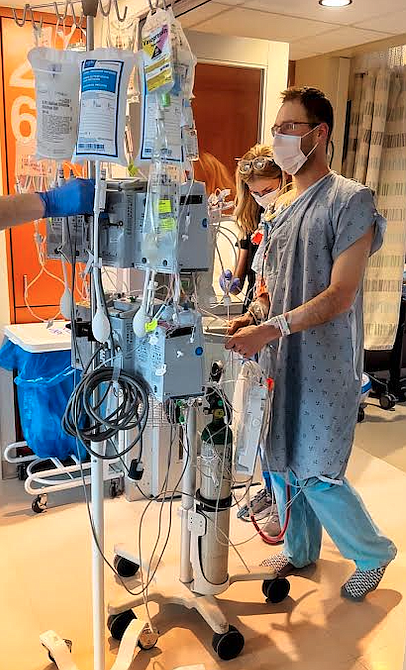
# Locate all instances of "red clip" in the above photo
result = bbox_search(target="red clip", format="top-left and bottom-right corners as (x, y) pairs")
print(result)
(251, 230), (263, 245)
(266, 377), (274, 391)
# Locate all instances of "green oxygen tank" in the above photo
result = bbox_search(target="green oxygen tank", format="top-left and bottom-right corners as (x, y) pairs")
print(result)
(199, 369), (233, 586)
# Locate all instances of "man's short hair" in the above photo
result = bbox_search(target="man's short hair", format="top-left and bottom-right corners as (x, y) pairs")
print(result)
(281, 86), (334, 143)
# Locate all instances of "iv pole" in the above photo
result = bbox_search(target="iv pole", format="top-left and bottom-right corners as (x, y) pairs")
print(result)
(81, 3), (106, 669)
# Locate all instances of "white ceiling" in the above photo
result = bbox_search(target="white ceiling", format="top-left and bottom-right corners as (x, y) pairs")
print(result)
(6, 0), (405, 60)
(180, 0), (406, 60)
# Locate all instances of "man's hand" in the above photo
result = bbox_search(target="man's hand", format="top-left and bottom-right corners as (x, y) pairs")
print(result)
(225, 323), (279, 358)
(226, 312), (253, 335)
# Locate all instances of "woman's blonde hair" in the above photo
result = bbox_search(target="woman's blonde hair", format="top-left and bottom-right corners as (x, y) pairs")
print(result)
(234, 144), (282, 235)
(194, 152), (235, 198)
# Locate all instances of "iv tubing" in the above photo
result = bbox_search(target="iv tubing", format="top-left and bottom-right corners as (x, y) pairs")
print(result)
(250, 484), (291, 544)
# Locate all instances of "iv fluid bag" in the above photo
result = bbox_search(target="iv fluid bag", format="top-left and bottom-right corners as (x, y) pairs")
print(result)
(141, 160), (181, 272)
(28, 47), (81, 162)
(73, 48), (137, 166)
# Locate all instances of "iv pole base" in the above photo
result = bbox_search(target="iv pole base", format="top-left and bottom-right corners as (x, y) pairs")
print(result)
(108, 555), (289, 661)
(108, 561), (230, 635)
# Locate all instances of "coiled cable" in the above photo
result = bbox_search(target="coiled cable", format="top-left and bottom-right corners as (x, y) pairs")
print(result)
(63, 366), (149, 460)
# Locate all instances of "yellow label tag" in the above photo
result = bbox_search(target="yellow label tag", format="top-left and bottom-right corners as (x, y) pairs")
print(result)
(161, 217), (176, 231)
(159, 199), (172, 214)
(145, 319), (158, 333)
(128, 162), (139, 177)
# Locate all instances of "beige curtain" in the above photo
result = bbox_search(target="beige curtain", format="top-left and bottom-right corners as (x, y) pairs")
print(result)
(344, 68), (406, 351)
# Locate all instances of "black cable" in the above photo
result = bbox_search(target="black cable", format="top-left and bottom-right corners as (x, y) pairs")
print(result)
(62, 366), (149, 460)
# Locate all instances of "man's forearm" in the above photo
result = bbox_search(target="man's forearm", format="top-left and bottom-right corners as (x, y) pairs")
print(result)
(287, 284), (354, 335)
(248, 293), (270, 322)
(0, 193), (45, 231)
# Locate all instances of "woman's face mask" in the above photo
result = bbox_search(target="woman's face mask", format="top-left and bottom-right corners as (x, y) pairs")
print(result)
(272, 124), (320, 175)
(251, 188), (279, 209)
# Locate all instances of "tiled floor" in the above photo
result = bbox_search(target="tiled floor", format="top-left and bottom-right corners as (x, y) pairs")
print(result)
(357, 398), (406, 474)
(0, 441), (405, 670)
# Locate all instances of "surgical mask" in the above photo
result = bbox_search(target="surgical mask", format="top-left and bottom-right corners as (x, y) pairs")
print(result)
(251, 187), (279, 209)
(272, 125), (320, 175)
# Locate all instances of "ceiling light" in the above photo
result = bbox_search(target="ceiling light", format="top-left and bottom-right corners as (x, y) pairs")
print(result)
(319, 0), (352, 6)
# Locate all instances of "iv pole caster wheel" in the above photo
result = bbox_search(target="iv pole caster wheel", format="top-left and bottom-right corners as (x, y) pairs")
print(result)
(32, 493), (48, 514)
(108, 610), (136, 642)
(138, 628), (159, 651)
(45, 639), (72, 664)
(109, 479), (122, 498)
(212, 625), (245, 661)
(114, 554), (140, 578)
(262, 577), (290, 603)
(379, 393), (396, 410)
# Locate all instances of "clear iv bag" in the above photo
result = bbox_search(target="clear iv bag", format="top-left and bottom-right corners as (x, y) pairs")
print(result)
(140, 7), (199, 272)
(28, 47), (81, 162)
(141, 105), (181, 273)
(73, 47), (137, 166)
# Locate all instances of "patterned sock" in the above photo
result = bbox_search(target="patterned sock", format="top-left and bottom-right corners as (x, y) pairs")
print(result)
(260, 552), (290, 572)
(341, 566), (387, 601)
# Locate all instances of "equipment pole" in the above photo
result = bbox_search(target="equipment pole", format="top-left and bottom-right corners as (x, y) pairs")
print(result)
(83, 2), (105, 668)
(179, 402), (197, 584)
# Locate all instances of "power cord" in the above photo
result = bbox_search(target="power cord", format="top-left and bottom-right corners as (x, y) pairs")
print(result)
(63, 366), (149, 460)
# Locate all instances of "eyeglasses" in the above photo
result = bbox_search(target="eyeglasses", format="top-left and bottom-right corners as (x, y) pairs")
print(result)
(270, 121), (319, 137)
(236, 155), (276, 175)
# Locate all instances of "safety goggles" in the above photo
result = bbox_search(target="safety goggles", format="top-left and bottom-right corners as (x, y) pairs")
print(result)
(236, 155), (276, 175)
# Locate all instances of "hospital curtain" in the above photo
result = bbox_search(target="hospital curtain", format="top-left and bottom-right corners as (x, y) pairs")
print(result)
(344, 68), (406, 351)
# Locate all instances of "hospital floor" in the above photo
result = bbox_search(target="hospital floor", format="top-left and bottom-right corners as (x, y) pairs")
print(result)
(0, 420), (406, 670)
(357, 398), (406, 474)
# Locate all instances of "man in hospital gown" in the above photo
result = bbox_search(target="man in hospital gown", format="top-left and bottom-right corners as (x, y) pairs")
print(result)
(226, 87), (397, 601)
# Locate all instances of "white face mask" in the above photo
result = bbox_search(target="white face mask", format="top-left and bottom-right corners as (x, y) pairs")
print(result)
(251, 187), (279, 209)
(272, 125), (320, 175)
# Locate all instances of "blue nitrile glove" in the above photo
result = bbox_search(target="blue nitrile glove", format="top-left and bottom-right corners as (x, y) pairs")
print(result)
(219, 269), (241, 294)
(38, 178), (95, 218)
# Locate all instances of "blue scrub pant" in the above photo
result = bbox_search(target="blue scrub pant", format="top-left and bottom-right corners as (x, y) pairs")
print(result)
(270, 470), (397, 571)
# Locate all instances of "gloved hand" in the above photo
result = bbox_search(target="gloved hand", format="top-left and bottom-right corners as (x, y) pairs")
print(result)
(219, 269), (241, 294)
(38, 178), (95, 218)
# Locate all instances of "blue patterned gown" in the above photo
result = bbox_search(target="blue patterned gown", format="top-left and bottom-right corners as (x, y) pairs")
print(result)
(257, 172), (386, 479)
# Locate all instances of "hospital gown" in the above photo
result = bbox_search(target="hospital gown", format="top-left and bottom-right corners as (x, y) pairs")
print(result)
(258, 172), (386, 479)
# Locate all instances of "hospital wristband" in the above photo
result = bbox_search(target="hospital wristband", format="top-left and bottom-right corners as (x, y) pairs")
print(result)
(264, 314), (291, 337)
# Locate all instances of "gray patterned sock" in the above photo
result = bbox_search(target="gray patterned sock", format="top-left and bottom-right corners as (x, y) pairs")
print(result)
(341, 566), (386, 602)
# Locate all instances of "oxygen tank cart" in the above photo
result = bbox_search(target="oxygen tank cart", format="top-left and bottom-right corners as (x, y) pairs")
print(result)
(108, 363), (291, 661)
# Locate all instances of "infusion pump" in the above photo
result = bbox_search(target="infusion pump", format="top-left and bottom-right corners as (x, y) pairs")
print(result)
(72, 298), (206, 404)
(46, 178), (210, 273)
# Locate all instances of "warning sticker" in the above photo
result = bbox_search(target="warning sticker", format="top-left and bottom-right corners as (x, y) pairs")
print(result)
(158, 199), (172, 214)
(142, 23), (174, 94)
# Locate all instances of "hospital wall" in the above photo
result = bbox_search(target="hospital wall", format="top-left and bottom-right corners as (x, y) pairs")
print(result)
(294, 54), (351, 174)
(186, 30), (289, 146)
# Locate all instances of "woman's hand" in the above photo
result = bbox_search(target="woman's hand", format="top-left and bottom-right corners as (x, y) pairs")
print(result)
(226, 312), (253, 335)
(219, 269), (241, 295)
(225, 323), (279, 358)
